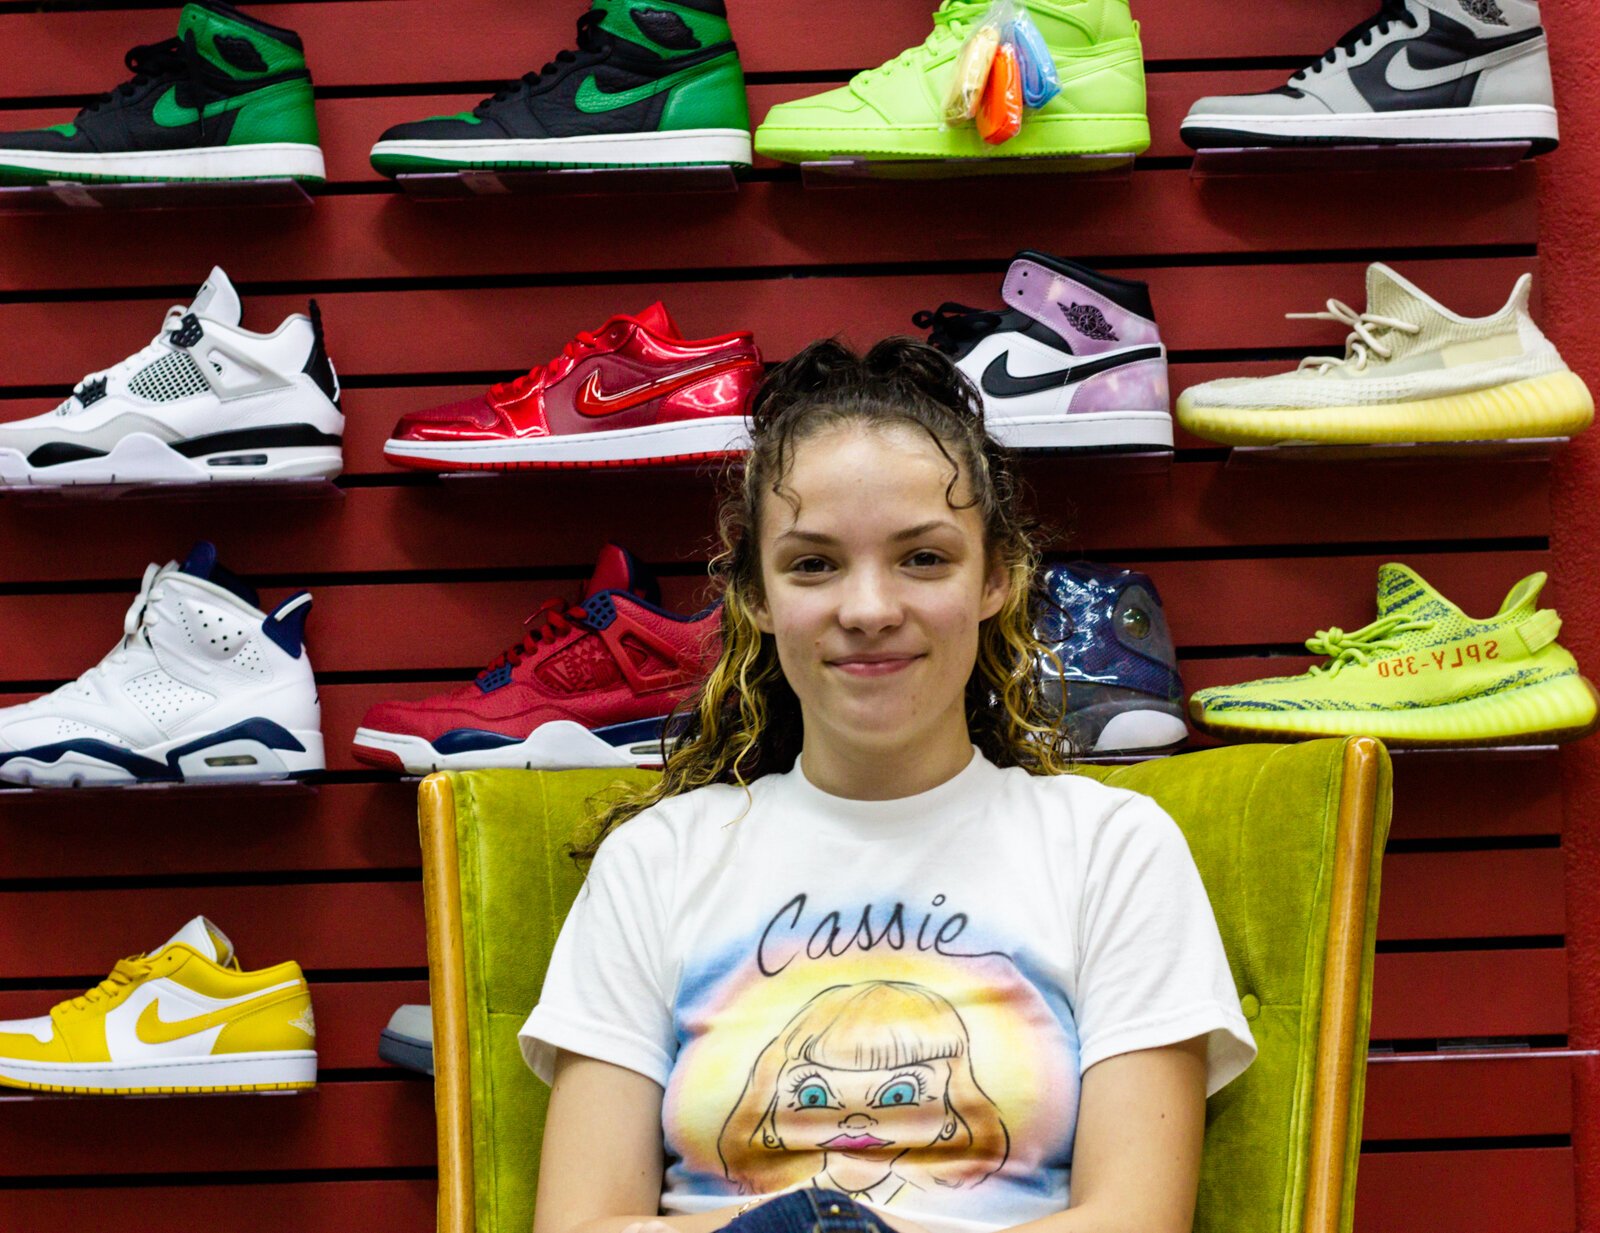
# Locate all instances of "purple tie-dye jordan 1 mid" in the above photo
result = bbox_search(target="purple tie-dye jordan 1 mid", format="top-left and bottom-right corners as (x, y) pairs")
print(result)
(917, 251), (1172, 452)
(1036, 562), (1188, 753)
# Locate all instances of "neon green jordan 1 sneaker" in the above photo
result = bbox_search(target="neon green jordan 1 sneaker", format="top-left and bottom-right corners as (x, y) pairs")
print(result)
(0, 1), (323, 185)
(753, 0), (1149, 164)
(1191, 563), (1600, 747)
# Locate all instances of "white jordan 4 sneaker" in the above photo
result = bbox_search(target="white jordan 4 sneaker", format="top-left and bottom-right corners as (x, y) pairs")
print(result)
(0, 266), (343, 487)
(0, 542), (325, 786)
(1182, 0), (1559, 152)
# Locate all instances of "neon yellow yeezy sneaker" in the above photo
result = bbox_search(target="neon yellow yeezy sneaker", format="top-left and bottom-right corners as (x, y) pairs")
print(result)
(753, 0), (1149, 163)
(0, 916), (316, 1095)
(1191, 564), (1600, 747)
(1177, 264), (1594, 446)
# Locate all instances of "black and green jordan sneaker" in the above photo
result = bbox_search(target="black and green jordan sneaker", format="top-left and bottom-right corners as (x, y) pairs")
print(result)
(368, 0), (751, 175)
(0, 0), (322, 185)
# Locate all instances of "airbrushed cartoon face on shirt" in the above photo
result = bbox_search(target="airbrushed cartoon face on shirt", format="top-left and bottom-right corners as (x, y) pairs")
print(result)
(772, 1056), (960, 1162)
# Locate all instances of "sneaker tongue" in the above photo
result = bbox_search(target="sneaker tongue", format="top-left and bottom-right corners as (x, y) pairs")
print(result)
(160, 915), (235, 965)
(1363, 262), (1427, 323)
(180, 540), (261, 609)
(189, 266), (242, 328)
(1373, 562), (1454, 626)
(633, 301), (682, 340)
(584, 543), (661, 606)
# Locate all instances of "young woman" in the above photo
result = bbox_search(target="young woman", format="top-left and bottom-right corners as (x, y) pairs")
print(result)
(519, 339), (1255, 1233)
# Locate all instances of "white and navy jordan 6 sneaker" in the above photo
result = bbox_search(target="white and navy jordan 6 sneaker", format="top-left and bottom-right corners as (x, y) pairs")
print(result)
(917, 251), (1171, 452)
(0, 267), (343, 488)
(0, 542), (325, 787)
(1181, 0), (1558, 152)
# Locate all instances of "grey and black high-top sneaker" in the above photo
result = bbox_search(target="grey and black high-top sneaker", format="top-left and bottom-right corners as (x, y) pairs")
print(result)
(1036, 562), (1188, 754)
(1181, 0), (1557, 153)
(916, 251), (1171, 452)
(369, 0), (751, 174)
(0, 0), (323, 184)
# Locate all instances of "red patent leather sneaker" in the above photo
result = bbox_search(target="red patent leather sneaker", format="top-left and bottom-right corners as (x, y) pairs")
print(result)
(351, 544), (721, 773)
(383, 303), (761, 470)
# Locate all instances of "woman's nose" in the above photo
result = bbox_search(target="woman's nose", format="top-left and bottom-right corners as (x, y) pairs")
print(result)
(836, 569), (902, 634)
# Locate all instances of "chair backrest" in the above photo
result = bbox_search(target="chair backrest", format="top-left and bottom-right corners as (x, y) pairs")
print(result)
(420, 737), (1391, 1233)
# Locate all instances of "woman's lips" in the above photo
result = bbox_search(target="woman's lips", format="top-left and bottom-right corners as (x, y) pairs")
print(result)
(821, 1133), (891, 1150)
(828, 654), (922, 677)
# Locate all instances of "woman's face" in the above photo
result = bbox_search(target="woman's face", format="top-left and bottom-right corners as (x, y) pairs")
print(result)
(752, 423), (1008, 767)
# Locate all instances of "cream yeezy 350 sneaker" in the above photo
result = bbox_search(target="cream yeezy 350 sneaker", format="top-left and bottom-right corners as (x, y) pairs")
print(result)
(0, 541), (324, 787)
(0, 916), (317, 1095)
(1177, 263), (1593, 445)
(754, 0), (1149, 163)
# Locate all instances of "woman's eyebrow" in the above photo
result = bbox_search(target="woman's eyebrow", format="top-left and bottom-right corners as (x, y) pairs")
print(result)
(891, 520), (960, 541)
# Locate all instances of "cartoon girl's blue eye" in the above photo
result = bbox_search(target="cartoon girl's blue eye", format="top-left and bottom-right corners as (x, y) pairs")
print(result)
(876, 1080), (918, 1107)
(798, 1083), (830, 1107)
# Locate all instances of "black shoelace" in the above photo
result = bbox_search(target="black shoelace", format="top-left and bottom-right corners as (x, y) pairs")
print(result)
(473, 10), (614, 114)
(913, 302), (1006, 355)
(1294, 0), (1420, 79)
(78, 35), (215, 134)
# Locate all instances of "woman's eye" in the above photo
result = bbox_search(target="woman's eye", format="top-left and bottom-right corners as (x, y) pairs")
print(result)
(797, 1083), (832, 1107)
(790, 557), (831, 575)
(906, 551), (947, 568)
(875, 1080), (919, 1107)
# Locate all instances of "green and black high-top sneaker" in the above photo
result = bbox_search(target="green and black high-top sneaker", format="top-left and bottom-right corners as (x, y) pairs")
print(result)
(0, 1), (323, 185)
(368, 0), (752, 175)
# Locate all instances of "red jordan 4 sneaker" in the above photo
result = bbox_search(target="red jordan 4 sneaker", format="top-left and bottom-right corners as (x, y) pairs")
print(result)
(351, 545), (720, 773)
(383, 303), (761, 471)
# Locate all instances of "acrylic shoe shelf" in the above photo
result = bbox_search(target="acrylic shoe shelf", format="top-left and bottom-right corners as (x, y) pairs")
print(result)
(0, 776), (320, 803)
(0, 1086), (312, 1102)
(1189, 140), (1532, 180)
(0, 176), (312, 214)
(0, 475), (343, 507)
(394, 163), (741, 200)
(799, 151), (1135, 186)
(1222, 437), (1569, 468)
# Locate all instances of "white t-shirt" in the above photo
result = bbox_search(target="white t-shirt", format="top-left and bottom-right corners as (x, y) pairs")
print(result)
(520, 748), (1256, 1233)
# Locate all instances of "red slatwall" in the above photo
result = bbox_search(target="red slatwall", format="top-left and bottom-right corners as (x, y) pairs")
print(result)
(0, 1), (1586, 1230)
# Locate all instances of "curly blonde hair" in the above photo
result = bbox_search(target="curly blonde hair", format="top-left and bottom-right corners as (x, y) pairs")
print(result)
(574, 337), (1069, 860)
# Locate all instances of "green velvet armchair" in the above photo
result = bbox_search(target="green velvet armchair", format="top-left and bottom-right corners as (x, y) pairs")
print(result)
(418, 737), (1391, 1233)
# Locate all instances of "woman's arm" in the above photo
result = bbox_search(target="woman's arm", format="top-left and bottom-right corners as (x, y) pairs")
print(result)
(533, 1049), (936, 1233)
(1005, 1035), (1210, 1233)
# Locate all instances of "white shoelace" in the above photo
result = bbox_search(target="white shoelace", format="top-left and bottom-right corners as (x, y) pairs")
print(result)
(54, 306), (189, 416)
(1291, 299), (1422, 375)
(70, 563), (173, 689)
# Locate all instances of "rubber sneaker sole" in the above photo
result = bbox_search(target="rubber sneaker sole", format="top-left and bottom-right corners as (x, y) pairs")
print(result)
(1190, 673), (1600, 747)
(1177, 370), (1594, 446)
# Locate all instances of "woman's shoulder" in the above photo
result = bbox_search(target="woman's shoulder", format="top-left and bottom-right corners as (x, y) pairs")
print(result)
(591, 776), (766, 860)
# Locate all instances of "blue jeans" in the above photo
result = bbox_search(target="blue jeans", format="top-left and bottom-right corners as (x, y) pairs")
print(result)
(717, 1189), (894, 1233)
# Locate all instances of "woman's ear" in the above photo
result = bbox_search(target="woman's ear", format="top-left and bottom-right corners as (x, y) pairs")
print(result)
(749, 588), (775, 635)
(978, 558), (1011, 622)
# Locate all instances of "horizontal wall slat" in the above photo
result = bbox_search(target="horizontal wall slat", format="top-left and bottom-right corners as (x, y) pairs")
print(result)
(0, 0), (1401, 97)
(1363, 1053), (1574, 1140)
(1371, 949), (1567, 1040)
(1355, 1148), (1575, 1233)
(0, 177), (1538, 296)
(0, 461), (1554, 585)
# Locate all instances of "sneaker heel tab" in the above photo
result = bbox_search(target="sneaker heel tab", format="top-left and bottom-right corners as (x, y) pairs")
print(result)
(1501, 569), (1549, 613)
(1508, 272), (1536, 315)
(301, 299), (341, 407)
(264, 591), (313, 659)
(1516, 608), (1563, 655)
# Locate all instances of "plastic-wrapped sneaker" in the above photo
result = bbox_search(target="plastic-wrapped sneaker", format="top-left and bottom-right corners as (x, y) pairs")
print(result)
(352, 544), (719, 773)
(0, 542), (325, 786)
(379, 1004), (435, 1077)
(0, 267), (343, 488)
(369, 0), (752, 175)
(1181, 0), (1559, 154)
(754, 0), (1149, 164)
(1036, 562), (1188, 753)
(1190, 563), (1600, 747)
(918, 250), (1171, 451)
(1176, 263), (1593, 446)
(0, 1), (324, 185)
(0, 916), (317, 1095)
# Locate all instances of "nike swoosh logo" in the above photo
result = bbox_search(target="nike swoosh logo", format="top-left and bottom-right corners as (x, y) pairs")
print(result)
(134, 988), (301, 1045)
(1385, 37), (1540, 92)
(980, 347), (1164, 399)
(574, 358), (751, 416)
(151, 86), (257, 128)
(572, 56), (729, 114)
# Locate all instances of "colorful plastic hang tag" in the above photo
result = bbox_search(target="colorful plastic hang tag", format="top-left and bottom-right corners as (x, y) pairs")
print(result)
(1009, 10), (1060, 109)
(942, 17), (1002, 124)
(977, 42), (1024, 144)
